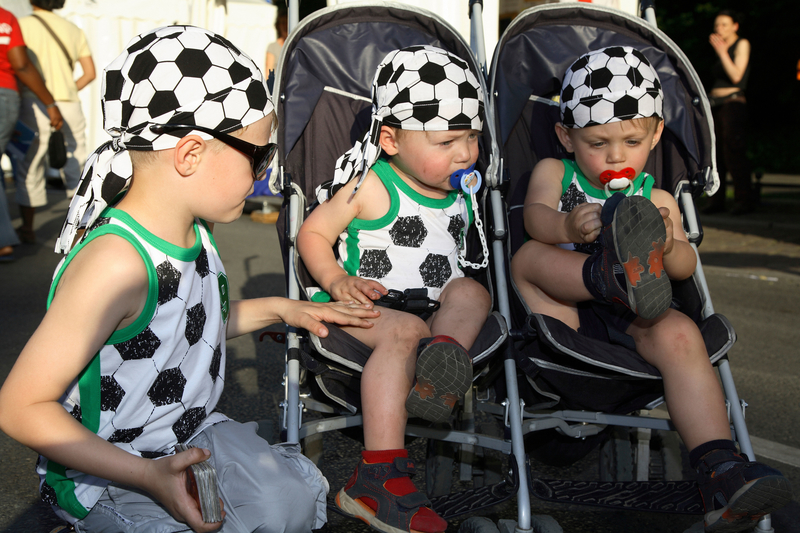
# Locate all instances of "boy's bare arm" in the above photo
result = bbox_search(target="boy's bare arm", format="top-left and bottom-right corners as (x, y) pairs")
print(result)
(226, 297), (379, 339)
(523, 158), (602, 245)
(651, 189), (697, 280)
(0, 237), (221, 532)
(297, 174), (387, 304)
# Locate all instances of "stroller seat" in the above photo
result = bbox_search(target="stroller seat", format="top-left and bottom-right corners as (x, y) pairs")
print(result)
(483, 2), (770, 523)
(271, 4), (534, 530)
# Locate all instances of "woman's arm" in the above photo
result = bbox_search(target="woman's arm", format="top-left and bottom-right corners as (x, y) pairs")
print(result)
(710, 36), (750, 85)
(75, 55), (96, 91)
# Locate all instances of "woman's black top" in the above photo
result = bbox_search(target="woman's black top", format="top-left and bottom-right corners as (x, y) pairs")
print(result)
(711, 37), (750, 90)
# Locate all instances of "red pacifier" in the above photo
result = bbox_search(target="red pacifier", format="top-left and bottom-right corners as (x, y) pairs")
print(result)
(599, 167), (635, 197)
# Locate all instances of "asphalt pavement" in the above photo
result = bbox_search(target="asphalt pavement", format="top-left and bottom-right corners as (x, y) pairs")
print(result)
(1, 175), (799, 533)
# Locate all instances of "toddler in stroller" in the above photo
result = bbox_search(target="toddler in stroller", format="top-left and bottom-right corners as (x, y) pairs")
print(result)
(510, 45), (790, 532)
(297, 45), (492, 533)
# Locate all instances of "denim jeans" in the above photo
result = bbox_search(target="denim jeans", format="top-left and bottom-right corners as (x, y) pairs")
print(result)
(0, 87), (21, 248)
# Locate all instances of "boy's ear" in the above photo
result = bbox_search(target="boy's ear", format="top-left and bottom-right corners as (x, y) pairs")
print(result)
(554, 123), (574, 153)
(173, 135), (205, 176)
(650, 119), (665, 149)
(379, 125), (400, 156)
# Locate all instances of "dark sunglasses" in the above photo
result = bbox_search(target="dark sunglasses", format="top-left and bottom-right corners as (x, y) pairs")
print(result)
(149, 123), (277, 180)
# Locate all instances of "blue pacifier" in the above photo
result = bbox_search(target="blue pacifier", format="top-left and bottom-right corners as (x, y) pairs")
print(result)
(450, 163), (482, 194)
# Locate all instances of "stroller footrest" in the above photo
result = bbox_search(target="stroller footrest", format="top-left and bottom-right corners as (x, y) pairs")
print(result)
(430, 475), (519, 520)
(530, 478), (704, 515)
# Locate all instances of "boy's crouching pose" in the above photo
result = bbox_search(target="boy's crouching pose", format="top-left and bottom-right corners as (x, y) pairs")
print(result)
(297, 46), (492, 533)
(0, 26), (378, 533)
(510, 46), (790, 532)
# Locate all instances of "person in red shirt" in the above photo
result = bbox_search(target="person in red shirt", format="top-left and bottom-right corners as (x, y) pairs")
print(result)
(0, 6), (61, 260)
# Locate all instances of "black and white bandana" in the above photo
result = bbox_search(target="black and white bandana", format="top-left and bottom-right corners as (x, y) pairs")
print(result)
(56, 25), (274, 254)
(560, 46), (663, 129)
(322, 45), (484, 202)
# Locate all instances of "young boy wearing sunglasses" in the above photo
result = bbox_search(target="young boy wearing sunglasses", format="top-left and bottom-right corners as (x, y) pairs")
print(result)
(0, 26), (377, 533)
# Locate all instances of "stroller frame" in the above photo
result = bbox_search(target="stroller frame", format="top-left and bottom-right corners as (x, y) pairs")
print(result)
(272, 1), (541, 531)
(487, 3), (775, 532)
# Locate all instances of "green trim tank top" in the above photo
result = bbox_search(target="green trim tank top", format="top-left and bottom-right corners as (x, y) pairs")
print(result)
(557, 158), (655, 255)
(37, 208), (230, 521)
(336, 159), (473, 300)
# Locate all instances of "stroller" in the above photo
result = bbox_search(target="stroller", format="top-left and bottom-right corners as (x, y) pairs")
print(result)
(486, 3), (780, 532)
(269, 2), (552, 532)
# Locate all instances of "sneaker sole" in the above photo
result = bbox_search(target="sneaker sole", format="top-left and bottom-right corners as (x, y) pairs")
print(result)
(336, 489), (429, 533)
(612, 196), (672, 320)
(704, 475), (793, 533)
(405, 340), (471, 423)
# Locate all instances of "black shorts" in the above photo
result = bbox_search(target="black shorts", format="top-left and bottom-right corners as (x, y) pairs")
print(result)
(577, 300), (638, 352)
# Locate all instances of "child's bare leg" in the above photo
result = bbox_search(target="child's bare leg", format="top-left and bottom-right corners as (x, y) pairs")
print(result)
(510, 240), (591, 330)
(627, 309), (730, 450)
(342, 309), (430, 450)
(427, 277), (491, 349)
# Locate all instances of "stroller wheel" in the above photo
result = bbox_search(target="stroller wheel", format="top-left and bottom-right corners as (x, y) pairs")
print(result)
(458, 517), (500, 533)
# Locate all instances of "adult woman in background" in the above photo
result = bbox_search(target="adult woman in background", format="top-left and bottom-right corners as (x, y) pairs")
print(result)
(15, 0), (94, 243)
(0, 5), (61, 259)
(704, 9), (754, 216)
(264, 8), (288, 75)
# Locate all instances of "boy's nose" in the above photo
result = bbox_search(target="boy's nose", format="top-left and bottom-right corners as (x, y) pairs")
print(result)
(456, 140), (474, 163)
(606, 144), (625, 163)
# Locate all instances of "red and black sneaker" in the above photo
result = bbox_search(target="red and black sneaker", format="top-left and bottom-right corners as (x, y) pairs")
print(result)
(697, 449), (792, 532)
(585, 193), (672, 320)
(405, 336), (471, 423)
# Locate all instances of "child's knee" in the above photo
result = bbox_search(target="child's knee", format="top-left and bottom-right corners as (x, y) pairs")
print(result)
(384, 312), (431, 348)
(442, 277), (490, 310)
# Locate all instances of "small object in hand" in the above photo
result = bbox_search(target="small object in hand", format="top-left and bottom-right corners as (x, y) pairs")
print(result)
(176, 443), (223, 522)
(48, 128), (68, 169)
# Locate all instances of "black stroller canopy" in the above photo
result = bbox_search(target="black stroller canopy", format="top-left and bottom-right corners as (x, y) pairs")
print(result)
(491, 4), (712, 173)
(277, 3), (478, 160)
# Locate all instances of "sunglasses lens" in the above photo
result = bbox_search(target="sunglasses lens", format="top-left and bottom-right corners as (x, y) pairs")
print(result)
(254, 144), (277, 180)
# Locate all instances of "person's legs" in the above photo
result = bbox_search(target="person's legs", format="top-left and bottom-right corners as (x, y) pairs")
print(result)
(627, 309), (730, 449)
(342, 308), (429, 450)
(14, 97), (51, 238)
(58, 100), (88, 194)
(0, 88), (21, 255)
(198, 421), (328, 532)
(510, 239), (589, 331)
(722, 100), (754, 214)
(338, 310), (447, 532)
(427, 277), (491, 349)
(706, 104), (728, 212)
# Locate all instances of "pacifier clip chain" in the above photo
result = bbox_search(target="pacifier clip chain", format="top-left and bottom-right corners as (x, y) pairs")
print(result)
(450, 165), (489, 270)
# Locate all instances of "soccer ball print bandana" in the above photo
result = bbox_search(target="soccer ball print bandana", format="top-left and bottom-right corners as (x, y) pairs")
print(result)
(55, 25), (274, 254)
(560, 46), (662, 129)
(325, 45), (484, 201)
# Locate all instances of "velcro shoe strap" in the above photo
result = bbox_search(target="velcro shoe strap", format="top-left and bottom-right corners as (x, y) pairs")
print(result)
(396, 490), (431, 511)
(393, 457), (416, 475)
(696, 449), (745, 476)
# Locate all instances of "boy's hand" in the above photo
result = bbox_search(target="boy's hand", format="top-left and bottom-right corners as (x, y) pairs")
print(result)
(282, 299), (380, 337)
(328, 274), (387, 306)
(565, 202), (602, 244)
(659, 207), (675, 255)
(142, 447), (225, 533)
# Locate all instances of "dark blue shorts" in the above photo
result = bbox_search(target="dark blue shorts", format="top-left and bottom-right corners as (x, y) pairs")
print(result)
(577, 300), (638, 352)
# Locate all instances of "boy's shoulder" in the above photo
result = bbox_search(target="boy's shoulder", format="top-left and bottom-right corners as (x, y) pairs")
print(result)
(531, 157), (568, 182)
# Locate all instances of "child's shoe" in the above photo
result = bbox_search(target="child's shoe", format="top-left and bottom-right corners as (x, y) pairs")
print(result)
(405, 336), (471, 423)
(696, 449), (792, 532)
(584, 193), (672, 320)
(335, 450), (447, 533)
